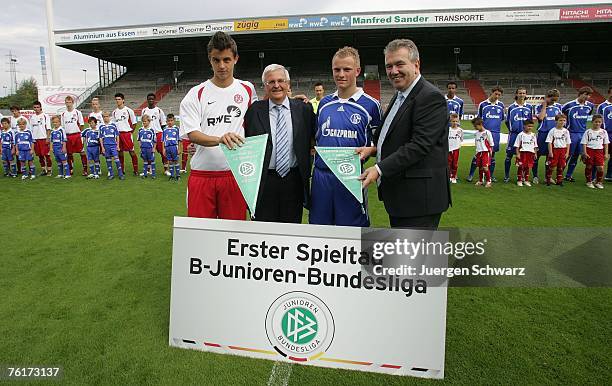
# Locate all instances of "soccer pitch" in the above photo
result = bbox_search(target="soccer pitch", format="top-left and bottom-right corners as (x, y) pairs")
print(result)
(1, 123), (610, 384)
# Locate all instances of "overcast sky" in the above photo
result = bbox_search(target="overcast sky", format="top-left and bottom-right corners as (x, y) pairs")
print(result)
(0, 0), (601, 96)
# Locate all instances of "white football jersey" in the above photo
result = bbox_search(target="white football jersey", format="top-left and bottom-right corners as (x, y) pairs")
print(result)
(448, 127), (463, 151)
(179, 79), (258, 171)
(141, 106), (166, 133)
(514, 132), (538, 153)
(60, 109), (84, 134)
(545, 128), (571, 149)
(474, 130), (494, 153)
(89, 111), (104, 126)
(30, 113), (51, 139)
(581, 129), (610, 150)
(112, 106), (137, 132)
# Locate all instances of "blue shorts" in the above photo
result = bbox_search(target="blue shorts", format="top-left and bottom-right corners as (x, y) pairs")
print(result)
(309, 167), (369, 227)
(104, 145), (118, 158)
(506, 132), (520, 155)
(86, 146), (100, 162)
(536, 131), (550, 156)
(491, 131), (500, 153)
(569, 132), (584, 156)
(2, 148), (12, 161)
(18, 149), (33, 162)
(165, 145), (178, 161)
(54, 149), (67, 162)
(141, 148), (154, 162)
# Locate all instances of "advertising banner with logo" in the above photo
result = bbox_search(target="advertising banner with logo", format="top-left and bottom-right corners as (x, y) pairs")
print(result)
(169, 218), (448, 378)
(315, 147), (363, 203)
(37, 86), (88, 115)
(221, 134), (268, 215)
(559, 6), (612, 20)
(288, 15), (351, 29)
(234, 19), (288, 32)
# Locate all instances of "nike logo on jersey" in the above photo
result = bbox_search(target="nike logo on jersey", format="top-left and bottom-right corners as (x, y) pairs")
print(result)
(207, 101), (216, 105)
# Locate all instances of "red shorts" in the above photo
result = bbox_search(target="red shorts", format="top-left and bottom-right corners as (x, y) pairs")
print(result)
(585, 148), (605, 167)
(119, 131), (134, 151)
(548, 148), (567, 168)
(187, 169), (246, 220)
(66, 133), (83, 154)
(182, 139), (191, 151)
(475, 151), (490, 167)
(519, 151), (536, 168)
(156, 132), (164, 153)
(34, 139), (50, 156)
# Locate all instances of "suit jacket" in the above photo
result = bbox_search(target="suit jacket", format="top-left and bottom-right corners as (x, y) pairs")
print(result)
(243, 98), (316, 210)
(373, 77), (452, 218)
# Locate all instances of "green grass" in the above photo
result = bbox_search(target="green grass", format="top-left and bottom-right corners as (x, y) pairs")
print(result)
(1, 127), (610, 385)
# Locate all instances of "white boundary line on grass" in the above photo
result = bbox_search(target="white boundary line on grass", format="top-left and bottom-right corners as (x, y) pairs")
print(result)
(267, 361), (293, 386)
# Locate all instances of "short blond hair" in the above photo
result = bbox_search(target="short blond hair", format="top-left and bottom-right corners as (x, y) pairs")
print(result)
(333, 46), (360, 68)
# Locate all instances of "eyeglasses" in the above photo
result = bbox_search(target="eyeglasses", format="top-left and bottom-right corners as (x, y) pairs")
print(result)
(264, 79), (288, 86)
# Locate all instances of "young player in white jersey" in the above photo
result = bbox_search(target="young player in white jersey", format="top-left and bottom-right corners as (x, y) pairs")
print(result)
(179, 31), (257, 219)
(141, 93), (168, 175)
(545, 114), (571, 186)
(30, 101), (52, 175)
(60, 95), (88, 176)
(88, 97), (104, 125)
(112, 93), (138, 175)
(513, 119), (538, 186)
(447, 113), (463, 183)
(472, 117), (493, 187)
(581, 114), (610, 189)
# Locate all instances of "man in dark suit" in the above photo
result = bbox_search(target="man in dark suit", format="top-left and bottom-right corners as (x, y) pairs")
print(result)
(244, 64), (316, 223)
(358, 39), (451, 229)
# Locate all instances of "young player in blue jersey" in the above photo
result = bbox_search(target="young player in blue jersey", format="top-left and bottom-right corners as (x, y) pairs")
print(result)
(562, 86), (594, 182)
(99, 111), (124, 180)
(597, 87), (612, 180)
(445, 81), (464, 117)
(1, 117), (16, 177)
(467, 86), (504, 182)
(533, 89), (562, 182)
(310, 47), (382, 227)
(138, 114), (157, 178)
(50, 116), (71, 179)
(82, 116), (102, 179)
(504, 87), (534, 182)
(162, 114), (181, 180)
(15, 118), (35, 179)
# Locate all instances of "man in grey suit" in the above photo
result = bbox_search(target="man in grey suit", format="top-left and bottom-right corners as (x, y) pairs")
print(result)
(358, 39), (451, 229)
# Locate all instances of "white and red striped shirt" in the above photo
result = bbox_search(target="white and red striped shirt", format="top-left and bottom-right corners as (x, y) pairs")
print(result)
(61, 109), (84, 134)
(179, 79), (257, 171)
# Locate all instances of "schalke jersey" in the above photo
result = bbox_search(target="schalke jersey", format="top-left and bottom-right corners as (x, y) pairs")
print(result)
(82, 128), (101, 147)
(601, 104), (612, 131)
(138, 127), (156, 149)
(15, 130), (33, 151)
(99, 123), (119, 146)
(50, 128), (67, 148)
(477, 100), (505, 133)
(596, 100), (611, 116)
(1, 130), (14, 149)
(163, 126), (180, 146)
(535, 102), (562, 133)
(506, 102), (534, 133)
(562, 99), (594, 133)
(315, 89), (381, 169)
(446, 95), (464, 117)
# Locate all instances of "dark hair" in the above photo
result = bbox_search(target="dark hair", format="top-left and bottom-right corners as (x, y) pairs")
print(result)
(1, 117), (9, 124)
(608, 86), (612, 94)
(471, 117), (483, 126)
(578, 86), (593, 95)
(592, 114), (603, 121)
(449, 113), (459, 119)
(147, 93), (156, 99)
(88, 116), (98, 123)
(33, 101), (42, 107)
(207, 31), (238, 57)
(447, 81), (458, 88)
(314, 82), (324, 88)
(491, 86), (504, 94)
(10, 105), (20, 111)
(514, 87), (527, 100)
(524, 119), (535, 126)
(166, 113), (175, 119)
(555, 113), (567, 121)
(114, 92), (125, 99)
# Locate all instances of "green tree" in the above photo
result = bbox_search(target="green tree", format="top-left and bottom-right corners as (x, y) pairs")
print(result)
(0, 77), (38, 109)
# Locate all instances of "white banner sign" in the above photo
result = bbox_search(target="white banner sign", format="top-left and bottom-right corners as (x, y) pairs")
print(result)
(169, 217), (448, 378)
(37, 86), (88, 115)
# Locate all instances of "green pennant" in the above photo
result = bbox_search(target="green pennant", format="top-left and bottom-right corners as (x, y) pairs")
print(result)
(315, 146), (363, 203)
(221, 134), (268, 215)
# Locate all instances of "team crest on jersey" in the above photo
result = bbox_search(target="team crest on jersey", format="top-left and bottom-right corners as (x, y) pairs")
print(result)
(234, 94), (244, 103)
(350, 114), (361, 125)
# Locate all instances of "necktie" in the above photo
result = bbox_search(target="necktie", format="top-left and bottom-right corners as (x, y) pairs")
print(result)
(377, 93), (405, 162)
(274, 105), (290, 177)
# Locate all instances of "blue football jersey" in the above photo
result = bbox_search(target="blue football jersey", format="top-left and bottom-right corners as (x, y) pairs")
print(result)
(1, 130), (14, 149)
(477, 100), (505, 133)
(15, 130), (33, 151)
(50, 128), (66, 147)
(506, 102), (534, 133)
(562, 99), (594, 133)
(163, 126), (180, 146)
(446, 95), (464, 116)
(138, 127), (156, 149)
(535, 103), (562, 133)
(596, 100), (611, 116)
(315, 89), (381, 169)
(82, 128), (101, 146)
(99, 123), (119, 145)
(601, 104), (612, 131)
